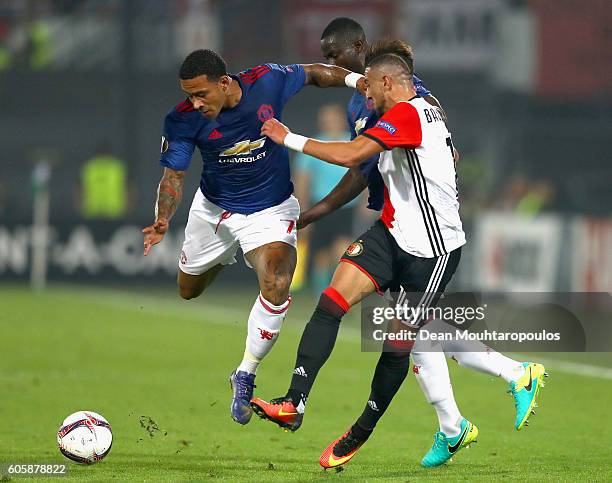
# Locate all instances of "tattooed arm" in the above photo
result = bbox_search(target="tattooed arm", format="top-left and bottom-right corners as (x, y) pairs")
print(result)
(301, 64), (366, 93)
(142, 167), (185, 256)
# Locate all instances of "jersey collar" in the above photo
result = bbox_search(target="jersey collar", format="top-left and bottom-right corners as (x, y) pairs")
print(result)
(221, 74), (246, 114)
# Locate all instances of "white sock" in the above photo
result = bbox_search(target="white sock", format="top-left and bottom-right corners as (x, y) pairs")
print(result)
(432, 397), (463, 438)
(237, 293), (291, 375)
(425, 319), (526, 383)
(450, 350), (525, 383)
(412, 336), (463, 437)
(496, 354), (526, 383)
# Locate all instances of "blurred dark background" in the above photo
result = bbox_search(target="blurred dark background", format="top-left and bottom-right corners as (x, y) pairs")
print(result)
(1, 0), (610, 292)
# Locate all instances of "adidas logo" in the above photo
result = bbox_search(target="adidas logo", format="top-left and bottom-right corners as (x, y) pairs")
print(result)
(293, 366), (307, 378)
(208, 129), (222, 140)
(368, 400), (379, 412)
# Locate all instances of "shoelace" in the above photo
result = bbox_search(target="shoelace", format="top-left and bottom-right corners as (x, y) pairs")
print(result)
(333, 432), (361, 457)
(507, 383), (519, 408)
(234, 375), (256, 400)
(270, 397), (291, 405)
(432, 432), (447, 450)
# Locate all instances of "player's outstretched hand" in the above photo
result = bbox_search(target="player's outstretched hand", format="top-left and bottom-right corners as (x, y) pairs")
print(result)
(261, 118), (289, 145)
(142, 218), (169, 256)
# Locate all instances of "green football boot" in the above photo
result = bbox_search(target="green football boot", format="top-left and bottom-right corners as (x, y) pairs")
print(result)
(421, 418), (478, 468)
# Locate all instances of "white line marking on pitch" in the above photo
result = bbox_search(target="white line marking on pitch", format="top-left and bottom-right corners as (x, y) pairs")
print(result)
(32, 286), (612, 382)
(510, 354), (612, 380)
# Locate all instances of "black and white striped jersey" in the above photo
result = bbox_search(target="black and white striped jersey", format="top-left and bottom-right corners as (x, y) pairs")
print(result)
(362, 96), (465, 258)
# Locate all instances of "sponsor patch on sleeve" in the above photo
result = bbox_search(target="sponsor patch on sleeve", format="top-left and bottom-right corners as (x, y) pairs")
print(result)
(375, 120), (397, 135)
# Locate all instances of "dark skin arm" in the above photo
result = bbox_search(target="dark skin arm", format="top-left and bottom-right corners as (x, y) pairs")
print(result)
(282, 63), (367, 228)
(423, 94), (447, 121)
(142, 167), (185, 256)
(301, 64), (366, 93)
(297, 167), (367, 229)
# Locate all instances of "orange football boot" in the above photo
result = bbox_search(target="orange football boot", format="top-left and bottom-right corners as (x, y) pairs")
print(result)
(250, 396), (303, 432)
(319, 428), (367, 469)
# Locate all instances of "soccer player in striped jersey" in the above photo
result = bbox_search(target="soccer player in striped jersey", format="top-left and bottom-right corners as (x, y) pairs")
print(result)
(251, 38), (547, 468)
(142, 48), (369, 426)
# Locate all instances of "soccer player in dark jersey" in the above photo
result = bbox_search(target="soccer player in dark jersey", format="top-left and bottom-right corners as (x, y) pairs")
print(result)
(298, 17), (443, 227)
(142, 48), (366, 426)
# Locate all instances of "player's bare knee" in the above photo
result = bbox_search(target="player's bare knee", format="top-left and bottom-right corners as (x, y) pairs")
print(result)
(178, 278), (205, 300)
(177, 267), (220, 300)
(178, 284), (198, 300)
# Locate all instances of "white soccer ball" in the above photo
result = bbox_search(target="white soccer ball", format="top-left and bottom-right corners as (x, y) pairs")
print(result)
(57, 411), (112, 464)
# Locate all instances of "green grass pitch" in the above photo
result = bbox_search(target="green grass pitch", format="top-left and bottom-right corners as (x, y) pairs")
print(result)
(1, 284), (611, 481)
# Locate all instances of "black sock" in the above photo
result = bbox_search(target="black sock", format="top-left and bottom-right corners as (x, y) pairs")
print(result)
(351, 422), (373, 442)
(286, 287), (348, 407)
(355, 343), (411, 431)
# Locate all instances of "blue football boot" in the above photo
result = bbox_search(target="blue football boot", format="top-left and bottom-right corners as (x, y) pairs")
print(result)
(229, 370), (256, 425)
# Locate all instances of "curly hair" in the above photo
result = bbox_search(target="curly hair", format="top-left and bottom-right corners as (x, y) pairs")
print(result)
(179, 49), (227, 80)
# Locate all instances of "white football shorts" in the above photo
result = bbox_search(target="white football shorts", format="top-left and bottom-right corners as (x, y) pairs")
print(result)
(179, 188), (300, 275)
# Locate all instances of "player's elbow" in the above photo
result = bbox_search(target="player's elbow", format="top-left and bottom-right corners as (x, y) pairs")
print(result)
(330, 151), (360, 168)
(346, 155), (363, 168)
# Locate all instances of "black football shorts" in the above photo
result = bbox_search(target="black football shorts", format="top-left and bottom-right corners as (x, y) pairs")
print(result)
(339, 220), (461, 325)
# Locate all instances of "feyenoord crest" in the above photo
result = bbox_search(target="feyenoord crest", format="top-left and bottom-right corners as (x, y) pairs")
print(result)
(345, 241), (364, 257)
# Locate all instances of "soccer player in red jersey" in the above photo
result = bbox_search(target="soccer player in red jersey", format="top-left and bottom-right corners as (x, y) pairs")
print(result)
(252, 39), (546, 468)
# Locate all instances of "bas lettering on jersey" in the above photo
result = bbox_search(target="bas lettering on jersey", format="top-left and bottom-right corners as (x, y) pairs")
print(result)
(423, 107), (444, 124)
(348, 74), (432, 212)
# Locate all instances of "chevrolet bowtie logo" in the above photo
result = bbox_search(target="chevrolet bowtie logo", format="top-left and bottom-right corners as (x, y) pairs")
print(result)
(220, 137), (266, 156)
